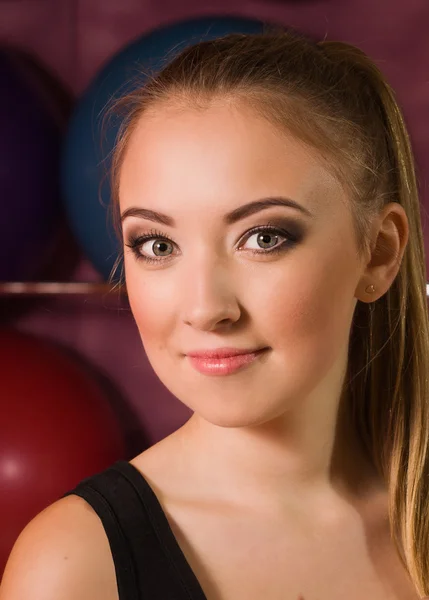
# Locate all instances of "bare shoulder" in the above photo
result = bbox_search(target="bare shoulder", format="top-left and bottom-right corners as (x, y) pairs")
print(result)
(0, 494), (118, 600)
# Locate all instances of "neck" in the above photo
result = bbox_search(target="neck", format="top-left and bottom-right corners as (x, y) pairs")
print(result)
(176, 388), (383, 512)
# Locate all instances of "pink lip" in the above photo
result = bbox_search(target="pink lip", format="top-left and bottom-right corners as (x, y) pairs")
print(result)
(187, 347), (266, 359)
(187, 348), (268, 376)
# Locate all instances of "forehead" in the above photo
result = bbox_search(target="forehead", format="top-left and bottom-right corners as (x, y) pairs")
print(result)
(119, 102), (345, 220)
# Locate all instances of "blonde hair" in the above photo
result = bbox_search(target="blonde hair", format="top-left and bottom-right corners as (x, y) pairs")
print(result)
(109, 27), (429, 595)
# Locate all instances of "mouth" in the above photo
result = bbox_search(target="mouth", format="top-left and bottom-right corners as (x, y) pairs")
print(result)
(186, 347), (269, 376)
(186, 347), (268, 359)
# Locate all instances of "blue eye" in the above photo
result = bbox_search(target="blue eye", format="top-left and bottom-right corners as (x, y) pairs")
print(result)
(125, 222), (299, 264)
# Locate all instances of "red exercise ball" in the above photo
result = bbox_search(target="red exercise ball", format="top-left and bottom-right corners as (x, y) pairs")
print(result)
(0, 328), (127, 576)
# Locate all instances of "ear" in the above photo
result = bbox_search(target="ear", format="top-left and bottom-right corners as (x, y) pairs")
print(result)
(355, 202), (409, 303)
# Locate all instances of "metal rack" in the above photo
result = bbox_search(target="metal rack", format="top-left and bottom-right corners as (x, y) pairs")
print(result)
(0, 282), (126, 296)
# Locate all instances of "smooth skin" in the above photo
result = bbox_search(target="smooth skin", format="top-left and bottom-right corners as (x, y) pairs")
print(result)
(1, 100), (417, 599)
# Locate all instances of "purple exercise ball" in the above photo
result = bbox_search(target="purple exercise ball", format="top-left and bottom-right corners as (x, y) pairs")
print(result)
(0, 50), (63, 282)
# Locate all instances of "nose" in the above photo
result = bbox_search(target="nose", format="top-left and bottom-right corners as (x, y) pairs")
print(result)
(181, 259), (241, 332)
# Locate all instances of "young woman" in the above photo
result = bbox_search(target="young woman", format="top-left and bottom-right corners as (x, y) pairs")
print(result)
(2, 28), (428, 600)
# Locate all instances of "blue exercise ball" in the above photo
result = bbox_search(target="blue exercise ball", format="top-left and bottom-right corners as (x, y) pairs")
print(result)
(0, 50), (63, 282)
(61, 15), (266, 281)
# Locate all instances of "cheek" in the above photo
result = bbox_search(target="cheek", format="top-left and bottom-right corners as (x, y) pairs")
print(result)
(251, 247), (357, 371)
(125, 261), (176, 349)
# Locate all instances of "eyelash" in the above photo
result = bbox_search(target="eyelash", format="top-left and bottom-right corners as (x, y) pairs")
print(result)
(125, 222), (299, 264)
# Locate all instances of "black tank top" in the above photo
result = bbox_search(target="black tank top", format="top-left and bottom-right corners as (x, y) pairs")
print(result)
(62, 460), (208, 600)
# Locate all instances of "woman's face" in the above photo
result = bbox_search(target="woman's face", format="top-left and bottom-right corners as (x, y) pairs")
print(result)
(119, 101), (364, 428)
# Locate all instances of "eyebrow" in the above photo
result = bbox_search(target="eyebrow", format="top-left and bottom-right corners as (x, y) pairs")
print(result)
(120, 196), (313, 227)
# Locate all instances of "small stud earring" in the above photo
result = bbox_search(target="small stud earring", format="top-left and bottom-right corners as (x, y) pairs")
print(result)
(365, 284), (376, 294)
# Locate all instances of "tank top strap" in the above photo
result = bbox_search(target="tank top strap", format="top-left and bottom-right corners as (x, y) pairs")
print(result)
(63, 460), (207, 600)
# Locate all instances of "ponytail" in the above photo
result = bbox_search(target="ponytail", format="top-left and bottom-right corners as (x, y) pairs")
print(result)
(319, 39), (429, 595)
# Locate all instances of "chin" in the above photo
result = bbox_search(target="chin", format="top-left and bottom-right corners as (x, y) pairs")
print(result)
(191, 404), (280, 429)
